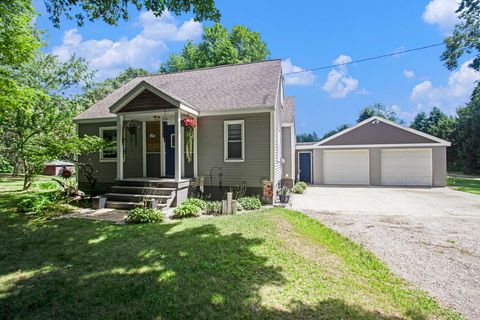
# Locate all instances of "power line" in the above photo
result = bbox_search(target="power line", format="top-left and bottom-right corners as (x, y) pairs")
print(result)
(282, 43), (445, 76)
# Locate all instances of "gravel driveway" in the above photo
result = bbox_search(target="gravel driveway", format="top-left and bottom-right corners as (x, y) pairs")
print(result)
(291, 186), (480, 319)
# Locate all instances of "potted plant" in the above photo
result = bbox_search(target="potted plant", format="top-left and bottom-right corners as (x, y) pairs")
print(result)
(278, 186), (290, 203)
(181, 117), (197, 163)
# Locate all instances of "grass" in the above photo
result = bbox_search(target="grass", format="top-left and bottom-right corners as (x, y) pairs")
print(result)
(0, 177), (462, 319)
(447, 177), (480, 195)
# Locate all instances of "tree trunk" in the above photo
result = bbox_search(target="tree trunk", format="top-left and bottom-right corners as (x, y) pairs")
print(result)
(11, 156), (20, 177)
(22, 159), (31, 191)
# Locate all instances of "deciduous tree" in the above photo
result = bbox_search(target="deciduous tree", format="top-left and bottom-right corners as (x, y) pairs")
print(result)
(442, 0), (480, 71)
(159, 24), (269, 73)
(44, 0), (220, 27)
(357, 103), (403, 124)
(0, 54), (94, 189)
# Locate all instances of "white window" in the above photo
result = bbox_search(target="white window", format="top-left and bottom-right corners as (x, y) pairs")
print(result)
(99, 127), (117, 162)
(224, 120), (245, 162)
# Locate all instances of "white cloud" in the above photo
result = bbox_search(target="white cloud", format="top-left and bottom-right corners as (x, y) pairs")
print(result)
(138, 11), (202, 41)
(52, 11), (202, 79)
(333, 54), (352, 65)
(281, 58), (316, 86)
(390, 104), (417, 121)
(423, 0), (460, 34)
(403, 69), (415, 79)
(322, 54), (359, 98)
(410, 59), (480, 113)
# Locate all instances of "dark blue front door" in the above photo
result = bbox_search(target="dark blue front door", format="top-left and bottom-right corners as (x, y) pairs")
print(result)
(164, 123), (175, 176)
(299, 152), (312, 183)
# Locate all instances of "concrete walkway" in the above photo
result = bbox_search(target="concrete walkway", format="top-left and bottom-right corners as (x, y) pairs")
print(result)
(63, 208), (128, 223)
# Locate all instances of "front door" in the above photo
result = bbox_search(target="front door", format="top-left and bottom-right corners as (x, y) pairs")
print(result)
(164, 123), (175, 176)
(146, 121), (161, 177)
(299, 152), (312, 183)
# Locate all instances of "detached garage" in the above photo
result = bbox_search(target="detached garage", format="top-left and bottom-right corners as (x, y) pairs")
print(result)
(296, 116), (451, 187)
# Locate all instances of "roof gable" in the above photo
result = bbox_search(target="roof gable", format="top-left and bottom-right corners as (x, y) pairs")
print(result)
(118, 89), (177, 113)
(316, 117), (450, 147)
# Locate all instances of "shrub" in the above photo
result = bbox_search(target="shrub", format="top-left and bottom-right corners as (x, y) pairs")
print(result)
(183, 197), (207, 210)
(237, 196), (261, 210)
(18, 192), (61, 213)
(296, 181), (308, 190)
(36, 181), (58, 191)
(172, 203), (201, 219)
(125, 208), (164, 224)
(206, 201), (222, 215)
(291, 184), (305, 194)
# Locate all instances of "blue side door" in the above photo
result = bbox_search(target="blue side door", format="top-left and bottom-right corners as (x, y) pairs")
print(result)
(299, 152), (312, 183)
(164, 123), (175, 176)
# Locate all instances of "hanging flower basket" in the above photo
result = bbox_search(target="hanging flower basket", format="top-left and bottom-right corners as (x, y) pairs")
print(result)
(182, 117), (197, 163)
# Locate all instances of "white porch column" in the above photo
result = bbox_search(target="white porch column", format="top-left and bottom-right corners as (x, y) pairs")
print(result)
(193, 124), (198, 177)
(116, 114), (124, 180)
(174, 110), (182, 181)
(142, 121), (146, 177)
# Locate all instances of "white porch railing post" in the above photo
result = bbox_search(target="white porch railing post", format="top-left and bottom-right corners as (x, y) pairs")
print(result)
(174, 110), (182, 182)
(193, 123), (198, 177)
(117, 114), (124, 180)
(142, 121), (146, 177)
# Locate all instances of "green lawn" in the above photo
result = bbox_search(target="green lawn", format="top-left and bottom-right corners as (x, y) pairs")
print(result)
(0, 180), (461, 319)
(448, 177), (480, 195)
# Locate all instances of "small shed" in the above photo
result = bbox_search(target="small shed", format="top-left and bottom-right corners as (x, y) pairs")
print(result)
(43, 161), (74, 176)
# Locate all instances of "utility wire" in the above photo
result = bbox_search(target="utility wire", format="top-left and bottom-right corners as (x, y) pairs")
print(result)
(282, 43), (445, 76)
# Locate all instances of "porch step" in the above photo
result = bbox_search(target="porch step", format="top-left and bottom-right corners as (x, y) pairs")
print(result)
(105, 193), (172, 204)
(110, 186), (176, 196)
(105, 201), (167, 210)
(115, 179), (190, 189)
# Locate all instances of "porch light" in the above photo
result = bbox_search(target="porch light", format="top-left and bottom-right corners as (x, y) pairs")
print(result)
(153, 115), (161, 121)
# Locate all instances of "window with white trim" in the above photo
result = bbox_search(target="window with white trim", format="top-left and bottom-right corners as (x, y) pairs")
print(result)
(99, 127), (117, 162)
(224, 120), (244, 162)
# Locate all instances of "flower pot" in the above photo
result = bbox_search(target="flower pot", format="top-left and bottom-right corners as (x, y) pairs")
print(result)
(92, 196), (106, 209)
(279, 194), (290, 204)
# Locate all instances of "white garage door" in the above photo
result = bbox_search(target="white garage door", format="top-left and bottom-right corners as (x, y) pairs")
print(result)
(381, 149), (432, 186)
(323, 150), (369, 185)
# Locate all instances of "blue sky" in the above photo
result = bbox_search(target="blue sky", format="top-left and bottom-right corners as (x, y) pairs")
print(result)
(33, 0), (478, 136)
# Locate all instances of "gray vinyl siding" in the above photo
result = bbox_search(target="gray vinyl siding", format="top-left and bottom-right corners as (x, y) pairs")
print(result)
(432, 146), (447, 187)
(281, 126), (293, 179)
(197, 113), (270, 187)
(77, 121), (117, 183)
(299, 146), (447, 186)
(78, 120), (143, 183)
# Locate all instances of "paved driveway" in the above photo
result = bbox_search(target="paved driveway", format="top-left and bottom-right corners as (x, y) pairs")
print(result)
(291, 186), (480, 319)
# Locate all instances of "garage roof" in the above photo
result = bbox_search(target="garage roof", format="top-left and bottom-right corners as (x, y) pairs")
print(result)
(297, 116), (451, 149)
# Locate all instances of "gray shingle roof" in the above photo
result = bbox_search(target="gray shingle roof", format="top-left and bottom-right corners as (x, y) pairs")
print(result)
(74, 60), (282, 120)
(282, 96), (295, 124)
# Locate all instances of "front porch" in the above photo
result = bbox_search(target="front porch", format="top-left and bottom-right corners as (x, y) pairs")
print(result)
(116, 109), (198, 183)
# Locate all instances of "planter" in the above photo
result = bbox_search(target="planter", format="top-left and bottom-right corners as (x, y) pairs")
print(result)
(92, 196), (107, 209)
(146, 198), (159, 209)
(279, 194), (290, 204)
